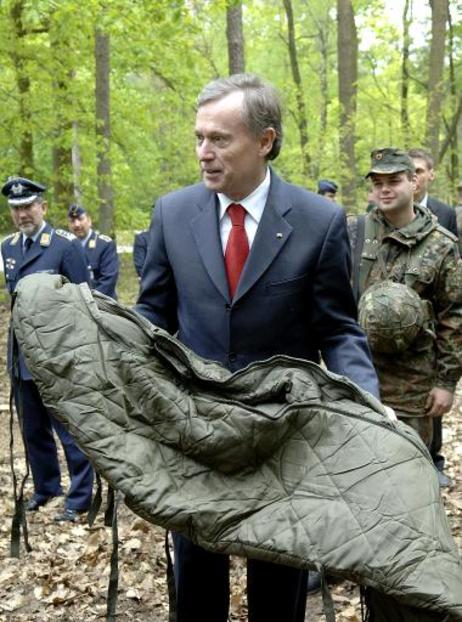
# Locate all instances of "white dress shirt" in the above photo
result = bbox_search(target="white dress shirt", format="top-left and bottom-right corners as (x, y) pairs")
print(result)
(217, 168), (271, 253)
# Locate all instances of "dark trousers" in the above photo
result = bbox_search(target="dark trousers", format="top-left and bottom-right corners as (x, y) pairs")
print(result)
(173, 533), (307, 622)
(16, 380), (94, 510)
(430, 416), (444, 470)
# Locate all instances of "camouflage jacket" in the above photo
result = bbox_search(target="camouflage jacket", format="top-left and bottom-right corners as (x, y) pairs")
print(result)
(348, 205), (462, 416)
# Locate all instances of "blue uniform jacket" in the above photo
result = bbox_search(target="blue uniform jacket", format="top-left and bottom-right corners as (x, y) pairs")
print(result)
(1, 223), (90, 379)
(133, 230), (149, 277)
(83, 230), (118, 298)
(136, 171), (380, 398)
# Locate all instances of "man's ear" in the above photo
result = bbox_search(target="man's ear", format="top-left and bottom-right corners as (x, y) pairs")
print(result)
(429, 167), (435, 183)
(259, 127), (276, 158)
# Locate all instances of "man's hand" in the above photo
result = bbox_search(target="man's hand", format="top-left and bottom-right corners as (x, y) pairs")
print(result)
(425, 387), (454, 418)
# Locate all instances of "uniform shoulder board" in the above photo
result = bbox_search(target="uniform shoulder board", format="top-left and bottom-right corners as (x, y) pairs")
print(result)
(435, 223), (458, 243)
(1, 232), (16, 244)
(55, 228), (77, 241)
(98, 233), (113, 243)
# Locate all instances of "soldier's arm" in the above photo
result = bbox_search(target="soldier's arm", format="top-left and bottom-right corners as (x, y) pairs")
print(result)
(95, 240), (119, 296)
(433, 246), (462, 392)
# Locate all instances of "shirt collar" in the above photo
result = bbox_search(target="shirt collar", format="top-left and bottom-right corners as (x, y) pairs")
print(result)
(23, 221), (47, 244)
(82, 229), (93, 246)
(419, 193), (429, 208)
(218, 168), (271, 223)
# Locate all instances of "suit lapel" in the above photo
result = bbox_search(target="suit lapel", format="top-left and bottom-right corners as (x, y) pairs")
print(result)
(19, 224), (51, 273)
(190, 191), (230, 302)
(233, 173), (292, 302)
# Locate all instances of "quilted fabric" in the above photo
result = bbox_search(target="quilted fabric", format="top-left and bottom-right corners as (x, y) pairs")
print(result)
(12, 274), (462, 621)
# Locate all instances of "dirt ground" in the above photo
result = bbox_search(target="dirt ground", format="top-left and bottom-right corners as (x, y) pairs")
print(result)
(0, 301), (460, 622)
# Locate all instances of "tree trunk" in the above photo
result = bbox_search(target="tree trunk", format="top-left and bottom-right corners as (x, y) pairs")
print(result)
(401, 0), (412, 145)
(72, 121), (83, 203)
(425, 0), (448, 165)
(444, 5), (459, 189)
(226, 0), (245, 74)
(50, 33), (74, 210)
(337, 0), (358, 209)
(10, 0), (34, 176)
(282, 0), (311, 178)
(94, 28), (114, 237)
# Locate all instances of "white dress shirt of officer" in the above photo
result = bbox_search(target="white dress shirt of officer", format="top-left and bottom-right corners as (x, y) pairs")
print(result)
(1, 177), (94, 522)
(67, 204), (119, 299)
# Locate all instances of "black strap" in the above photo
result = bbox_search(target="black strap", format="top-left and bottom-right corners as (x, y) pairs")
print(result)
(106, 491), (122, 621)
(9, 295), (32, 558)
(104, 486), (115, 527)
(87, 473), (103, 527)
(319, 567), (336, 622)
(352, 215), (366, 303)
(165, 531), (177, 622)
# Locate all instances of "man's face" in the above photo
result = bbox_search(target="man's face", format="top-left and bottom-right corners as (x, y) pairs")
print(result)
(195, 91), (275, 201)
(370, 171), (416, 216)
(322, 191), (336, 202)
(10, 200), (47, 237)
(412, 157), (434, 201)
(68, 213), (92, 239)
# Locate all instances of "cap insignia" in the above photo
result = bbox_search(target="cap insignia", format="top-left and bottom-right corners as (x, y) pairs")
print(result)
(11, 182), (25, 195)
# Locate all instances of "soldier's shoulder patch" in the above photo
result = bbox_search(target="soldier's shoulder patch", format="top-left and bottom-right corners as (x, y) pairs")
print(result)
(55, 228), (76, 241)
(98, 234), (113, 243)
(435, 224), (458, 243)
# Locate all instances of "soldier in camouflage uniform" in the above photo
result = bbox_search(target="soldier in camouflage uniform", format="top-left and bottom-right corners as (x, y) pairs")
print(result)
(349, 148), (462, 449)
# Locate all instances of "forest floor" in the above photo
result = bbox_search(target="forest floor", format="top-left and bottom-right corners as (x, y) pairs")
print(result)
(0, 294), (461, 621)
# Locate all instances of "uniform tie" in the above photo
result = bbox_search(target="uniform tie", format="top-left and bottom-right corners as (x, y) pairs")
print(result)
(23, 237), (33, 254)
(225, 203), (249, 299)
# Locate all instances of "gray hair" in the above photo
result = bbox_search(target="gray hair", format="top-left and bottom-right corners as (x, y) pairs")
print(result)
(197, 73), (283, 161)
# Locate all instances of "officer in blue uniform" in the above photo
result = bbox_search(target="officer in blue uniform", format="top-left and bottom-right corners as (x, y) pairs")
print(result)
(67, 204), (119, 298)
(1, 177), (94, 522)
(317, 179), (338, 202)
(133, 230), (149, 278)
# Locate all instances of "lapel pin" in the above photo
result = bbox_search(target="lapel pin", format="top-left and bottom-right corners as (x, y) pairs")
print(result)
(276, 232), (283, 239)
(88, 239), (96, 249)
(40, 232), (51, 247)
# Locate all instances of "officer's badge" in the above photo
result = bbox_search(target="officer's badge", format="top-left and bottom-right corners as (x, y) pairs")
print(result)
(5, 257), (16, 270)
(40, 232), (51, 247)
(375, 152), (383, 160)
(11, 182), (25, 195)
(88, 239), (96, 249)
(9, 232), (20, 245)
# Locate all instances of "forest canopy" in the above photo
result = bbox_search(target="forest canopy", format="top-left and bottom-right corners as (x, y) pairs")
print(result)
(0, 0), (460, 232)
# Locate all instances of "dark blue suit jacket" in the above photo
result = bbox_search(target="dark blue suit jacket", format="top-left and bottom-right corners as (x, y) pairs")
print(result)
(84, 230), (118, 298)
(1, 223), (90, 379)
(427, 196), (458, 237)
(136, 172), (379, 397)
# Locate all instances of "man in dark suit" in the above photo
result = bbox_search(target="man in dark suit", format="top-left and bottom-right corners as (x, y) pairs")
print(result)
(136, 74), (380, 622)
(1, 177), (94, 522)
(67, 204), (119, 298)
(408, 148), (458, 487)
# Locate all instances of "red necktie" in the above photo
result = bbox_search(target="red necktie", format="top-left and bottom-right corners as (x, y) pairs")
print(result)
(225, 203), (249, 299)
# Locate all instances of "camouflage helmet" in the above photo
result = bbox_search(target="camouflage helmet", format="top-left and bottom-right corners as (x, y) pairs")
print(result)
(358, 281), (425, 353)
